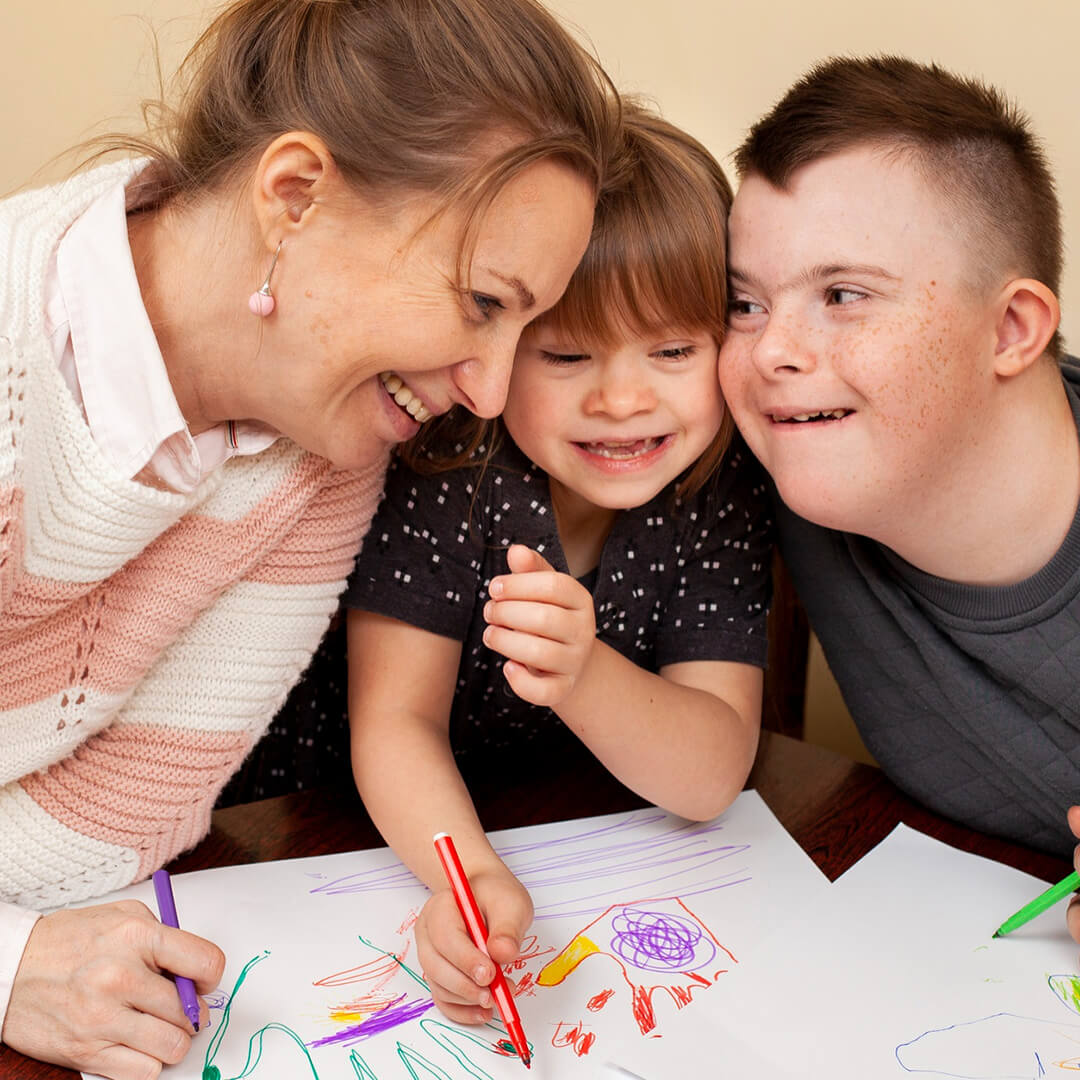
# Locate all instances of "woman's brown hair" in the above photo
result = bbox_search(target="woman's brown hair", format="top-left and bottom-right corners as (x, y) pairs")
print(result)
(406, 101), (735, 501)
(87, 0), (620, 242)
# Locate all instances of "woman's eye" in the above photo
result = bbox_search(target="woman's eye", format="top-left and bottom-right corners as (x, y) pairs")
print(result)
(540, 350), (588, 365)
(826, 287), (866, 306)
(653, 345), (696, 360)
(471, 292), (503, 319)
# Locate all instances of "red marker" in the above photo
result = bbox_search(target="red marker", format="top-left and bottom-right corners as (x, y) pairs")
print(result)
(433, 832), (532, 1069)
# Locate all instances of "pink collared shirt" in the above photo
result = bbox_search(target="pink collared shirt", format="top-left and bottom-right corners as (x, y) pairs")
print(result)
(44, 178), (278, 492)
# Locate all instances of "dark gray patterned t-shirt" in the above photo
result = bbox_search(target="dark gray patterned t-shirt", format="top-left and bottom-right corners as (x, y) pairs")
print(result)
(345, 437), (772, 766)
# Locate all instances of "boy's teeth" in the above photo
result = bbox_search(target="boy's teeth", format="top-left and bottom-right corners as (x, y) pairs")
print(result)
(379, 371), (431, 423)
(787, 409), (848, 422)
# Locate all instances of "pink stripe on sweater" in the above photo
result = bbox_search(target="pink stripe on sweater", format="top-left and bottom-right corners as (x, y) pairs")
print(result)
(246, 464), (384, 585)
(20, 723), (251, 879)
(1, 456), (383, 708)
(0, 486), (25, 614)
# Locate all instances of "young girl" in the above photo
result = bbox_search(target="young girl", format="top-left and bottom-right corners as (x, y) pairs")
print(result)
(345, 106), (772, 1027)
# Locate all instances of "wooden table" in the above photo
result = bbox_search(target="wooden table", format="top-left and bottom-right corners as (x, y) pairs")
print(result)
(2, 730), (1071, 1078)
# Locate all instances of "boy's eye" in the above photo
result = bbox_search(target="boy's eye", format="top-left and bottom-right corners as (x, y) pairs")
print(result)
(540, 350), (589, 365)
(825, 287), (866, 306)
(653, 345), (696, 361)
(728, 298), (766, 317)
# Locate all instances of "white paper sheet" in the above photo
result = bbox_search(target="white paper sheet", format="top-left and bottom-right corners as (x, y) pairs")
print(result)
(618, 824), (1080, 1079)
(78, 789), (827, 1080)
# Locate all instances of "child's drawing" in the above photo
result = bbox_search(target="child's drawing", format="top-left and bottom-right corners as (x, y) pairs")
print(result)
(537, 896), (735, 1035)
(75, 792), (828, 1080)
(896, 975), (1080, 1077)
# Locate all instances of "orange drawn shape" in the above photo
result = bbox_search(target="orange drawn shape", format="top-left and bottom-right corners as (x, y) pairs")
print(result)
(587, 989), (615, 1011)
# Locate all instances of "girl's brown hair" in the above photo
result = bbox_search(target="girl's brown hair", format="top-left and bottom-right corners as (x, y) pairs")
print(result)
(89, 0), (619, 237)
(406, 102), (735, 501)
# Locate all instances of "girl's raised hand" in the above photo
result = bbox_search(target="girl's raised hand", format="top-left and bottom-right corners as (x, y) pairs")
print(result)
(414, 867), (532, 1025)
(482, 545), (596, 707)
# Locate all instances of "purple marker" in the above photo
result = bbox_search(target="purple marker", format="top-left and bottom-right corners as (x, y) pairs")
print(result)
(151, 869), (202, 1032)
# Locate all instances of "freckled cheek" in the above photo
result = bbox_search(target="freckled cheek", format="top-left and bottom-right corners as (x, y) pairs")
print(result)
(717, 344), (753, 401)
(857, 315), (980, 439)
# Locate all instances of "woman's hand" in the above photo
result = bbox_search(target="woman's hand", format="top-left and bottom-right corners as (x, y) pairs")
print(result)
(483, 544), (596, 707)
(2, 900), (225, 1080)
(414, 868), (532, 1024)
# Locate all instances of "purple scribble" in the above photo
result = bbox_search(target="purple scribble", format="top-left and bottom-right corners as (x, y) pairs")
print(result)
(308, 810), (754, 921)
(609, 908), (716, 973)
(306, 997), (436, 1048)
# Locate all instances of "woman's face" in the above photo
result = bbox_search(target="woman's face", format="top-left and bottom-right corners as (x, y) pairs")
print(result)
(245, 159), (596, 472)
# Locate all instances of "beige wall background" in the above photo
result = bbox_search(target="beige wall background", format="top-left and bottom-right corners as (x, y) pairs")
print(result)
(6, 0), (1078, 762)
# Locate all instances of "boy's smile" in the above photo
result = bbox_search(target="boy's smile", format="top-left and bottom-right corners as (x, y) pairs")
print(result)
(719, 145), (1000, 541)
(502, 327), (725, 528)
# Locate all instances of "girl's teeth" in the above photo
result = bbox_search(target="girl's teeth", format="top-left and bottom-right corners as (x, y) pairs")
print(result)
(585, 437), (661, 459)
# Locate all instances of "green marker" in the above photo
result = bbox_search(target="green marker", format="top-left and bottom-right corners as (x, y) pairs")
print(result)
(992, 871), (1080, 938)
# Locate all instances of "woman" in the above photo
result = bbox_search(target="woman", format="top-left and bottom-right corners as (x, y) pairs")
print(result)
(0, 0), (617, 1075)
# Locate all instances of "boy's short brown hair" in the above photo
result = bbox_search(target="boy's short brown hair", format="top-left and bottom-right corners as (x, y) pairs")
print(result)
(734, 55), (1064, 359)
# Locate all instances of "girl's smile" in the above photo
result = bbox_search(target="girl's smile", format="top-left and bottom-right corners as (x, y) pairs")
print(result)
(571, 433), (674, 470)
(502, 325), (724, 521)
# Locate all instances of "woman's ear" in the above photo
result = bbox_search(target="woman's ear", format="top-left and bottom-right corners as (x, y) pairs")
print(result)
(250, 132), (339, 248)
(992, 277), (1060, 378)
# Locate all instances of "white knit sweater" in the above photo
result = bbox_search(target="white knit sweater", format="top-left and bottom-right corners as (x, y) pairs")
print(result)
(0, 163), (387, 916)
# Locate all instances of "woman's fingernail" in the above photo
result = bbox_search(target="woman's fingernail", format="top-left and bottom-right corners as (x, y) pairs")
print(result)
(489, 579), (503, 597)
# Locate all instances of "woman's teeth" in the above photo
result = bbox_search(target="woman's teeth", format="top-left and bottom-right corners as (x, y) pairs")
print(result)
(581, 437), (663, 460)
(379, 372), (432, 423)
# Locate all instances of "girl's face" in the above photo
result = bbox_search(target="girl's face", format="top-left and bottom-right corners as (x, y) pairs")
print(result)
(502, 322), (725, 520)
(234, 159), (596, 472)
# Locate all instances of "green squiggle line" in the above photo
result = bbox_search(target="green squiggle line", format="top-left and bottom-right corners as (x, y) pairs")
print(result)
(397, 1042), (457, 1079)
(348, 1049), (378, 1079)
(204, 952), (271, 1078)
(202, 951), (320, 1080)
(356, 932), (431, 993)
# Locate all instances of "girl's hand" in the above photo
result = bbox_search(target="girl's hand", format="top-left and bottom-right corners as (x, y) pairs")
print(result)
(483, 544), (596, 706)
(414, 869), (532, 1024)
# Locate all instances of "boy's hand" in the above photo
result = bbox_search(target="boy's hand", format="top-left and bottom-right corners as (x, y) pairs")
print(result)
(414, 869), (532, 1024)
(1068, 806), (1080, 944)
(2, 901), (224, 1080)
(483, 544), (596, 706)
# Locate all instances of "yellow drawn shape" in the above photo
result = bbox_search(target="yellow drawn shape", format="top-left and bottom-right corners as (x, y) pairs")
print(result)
(538, 934), (601, 986)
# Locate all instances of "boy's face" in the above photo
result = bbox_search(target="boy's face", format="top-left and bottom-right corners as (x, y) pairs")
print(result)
(719, 145), (1000, 538)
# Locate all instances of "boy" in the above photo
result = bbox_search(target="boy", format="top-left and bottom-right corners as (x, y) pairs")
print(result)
(719, 56), (1080, 861)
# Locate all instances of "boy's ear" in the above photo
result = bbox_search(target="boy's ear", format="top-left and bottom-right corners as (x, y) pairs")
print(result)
(992, 278), (1060, 378)
(249, 132), (343, 249)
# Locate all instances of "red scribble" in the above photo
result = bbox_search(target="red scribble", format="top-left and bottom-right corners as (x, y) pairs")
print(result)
(552, 1020), (596, 1057)
(314, 941), (413, 990)
(512, 971), (537, 998)
(587, 989), (615, 1011)
(397, 909), (419, 936)
(505, 934), (555, 972)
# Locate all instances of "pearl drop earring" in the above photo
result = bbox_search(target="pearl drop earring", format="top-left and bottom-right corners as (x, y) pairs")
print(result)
(248, 242), (282, 317)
